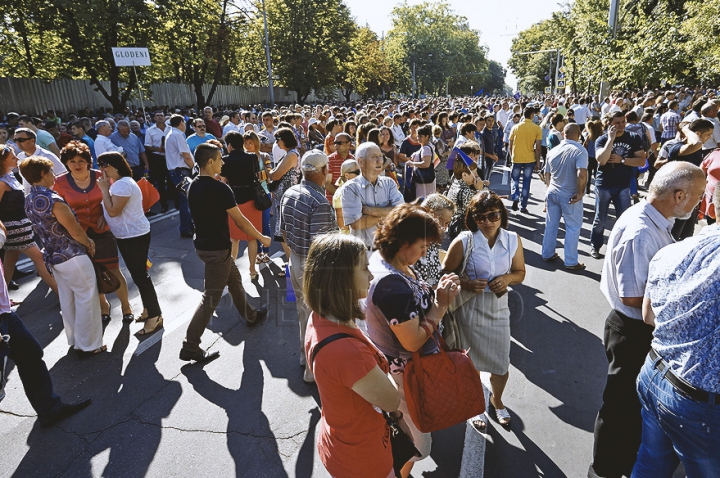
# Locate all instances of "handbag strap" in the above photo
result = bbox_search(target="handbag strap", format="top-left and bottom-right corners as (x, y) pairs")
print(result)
(458, 231), (474, 277)
(310, 332), (355, 371)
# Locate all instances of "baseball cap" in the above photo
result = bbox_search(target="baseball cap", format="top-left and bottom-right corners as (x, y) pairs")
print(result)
(301, 150), (328, 172)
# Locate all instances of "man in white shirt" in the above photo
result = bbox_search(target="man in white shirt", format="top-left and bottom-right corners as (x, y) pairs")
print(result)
(390, 114), (406, 149)
(601, 97), (612, 117)
(145, 111), (170, 213)
(165, 115), (194, 237)
(496, 101), (511, 129)
(572, 98), (591, 128)
(13, 128), (66, 194)
(701, 102), (720, 155)
(222, 112), (241, 138)
(94, 120), (124, 157)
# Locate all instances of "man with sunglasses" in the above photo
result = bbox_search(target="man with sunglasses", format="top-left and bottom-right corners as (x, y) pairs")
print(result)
(325, 132), (354, 202)
(186, 118), (217, 154)
(14, 128), (67, 195)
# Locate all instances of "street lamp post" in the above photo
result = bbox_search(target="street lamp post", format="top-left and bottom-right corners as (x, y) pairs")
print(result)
(260, 0), (274, 106)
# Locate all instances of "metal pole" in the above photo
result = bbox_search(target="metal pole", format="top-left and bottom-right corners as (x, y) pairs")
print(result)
(554, 49), (561, 94)
(261, 0), (274, 106)
(446, 77), (449, 97)
(600, 0), (620, 98)
(132, 63), (148, 123)
(412, 61), (416, 99)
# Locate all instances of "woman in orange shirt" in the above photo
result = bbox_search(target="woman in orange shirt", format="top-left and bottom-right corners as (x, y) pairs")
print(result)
(304, 234), (407, 478)
(53, 141), (133, 323)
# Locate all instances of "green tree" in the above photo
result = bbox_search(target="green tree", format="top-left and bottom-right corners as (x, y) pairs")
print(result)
(385, 0), (489, 97)
(261, 0), (355, 103)
(337, 26), (394, 101)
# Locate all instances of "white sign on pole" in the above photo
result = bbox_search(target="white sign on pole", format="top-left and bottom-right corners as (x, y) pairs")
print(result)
(112, 47), (151, 67)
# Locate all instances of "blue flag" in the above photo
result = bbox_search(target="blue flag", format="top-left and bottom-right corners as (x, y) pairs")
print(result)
(446, 147), (476, 170)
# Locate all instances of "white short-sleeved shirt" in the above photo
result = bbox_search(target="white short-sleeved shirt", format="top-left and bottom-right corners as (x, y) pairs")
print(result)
(103, 177), (151, 239)
(165, 127), (192, 170)
(461, 229), (518, 291)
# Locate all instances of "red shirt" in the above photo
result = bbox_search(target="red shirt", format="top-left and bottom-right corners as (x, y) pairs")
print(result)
(53, 171), (108, 233)
(326, 152), (354, 202)
(305, 312), (393, 478)
(205, 119), (222, 139)
(56, 133), (74, 149)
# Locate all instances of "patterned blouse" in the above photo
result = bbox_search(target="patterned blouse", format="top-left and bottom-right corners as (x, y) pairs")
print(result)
(25, 185), (87, 270)
(414, 243), (442, 288)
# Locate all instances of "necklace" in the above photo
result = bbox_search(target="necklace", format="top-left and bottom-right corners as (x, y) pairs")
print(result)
(71, 173), (91, 185)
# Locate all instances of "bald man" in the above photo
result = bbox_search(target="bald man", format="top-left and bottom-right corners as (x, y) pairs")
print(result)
(542, 123), (588, 269)
(589, 161), (706, 478)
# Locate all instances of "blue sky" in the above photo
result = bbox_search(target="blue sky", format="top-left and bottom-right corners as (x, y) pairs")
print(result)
(343, 0), (568, 89)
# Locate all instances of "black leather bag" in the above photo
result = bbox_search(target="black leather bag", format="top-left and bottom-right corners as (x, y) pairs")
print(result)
(251, 156), (272, 210)
(312, 333), (421, 477)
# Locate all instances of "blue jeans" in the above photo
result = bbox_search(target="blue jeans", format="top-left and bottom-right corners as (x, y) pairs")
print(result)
(591, 186), (631, 251)
(510, 163), (534, 208)
(632, 356), (720, 478)
(542, 191), (584, 265)
(1, 311), (61, 416)
(168, 169), (193, 234)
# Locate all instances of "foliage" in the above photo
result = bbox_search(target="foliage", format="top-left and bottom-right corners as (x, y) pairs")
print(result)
(337, 26), (394, 101)
(509, 0), (720, 94)
(385, 0), (490, 97)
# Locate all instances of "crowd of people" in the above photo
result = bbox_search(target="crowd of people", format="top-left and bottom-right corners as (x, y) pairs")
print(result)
(1, 86), (719, 477)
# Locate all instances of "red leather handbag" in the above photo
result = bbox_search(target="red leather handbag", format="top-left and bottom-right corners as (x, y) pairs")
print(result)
(403, 323), (485, 433)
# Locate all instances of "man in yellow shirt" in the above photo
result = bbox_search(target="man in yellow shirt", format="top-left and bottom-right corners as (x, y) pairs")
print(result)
(509, 107), (543, 213)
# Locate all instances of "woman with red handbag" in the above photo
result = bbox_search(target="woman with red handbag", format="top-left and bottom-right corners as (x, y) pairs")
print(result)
(365, 204), (460, 478)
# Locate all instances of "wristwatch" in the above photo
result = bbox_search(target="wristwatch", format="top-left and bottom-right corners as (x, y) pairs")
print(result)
(621, 158), (626, 164)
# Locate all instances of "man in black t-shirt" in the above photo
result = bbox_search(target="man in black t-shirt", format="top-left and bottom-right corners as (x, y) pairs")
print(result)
(590, 111), (646, 258)
(180, 143), (271, 363)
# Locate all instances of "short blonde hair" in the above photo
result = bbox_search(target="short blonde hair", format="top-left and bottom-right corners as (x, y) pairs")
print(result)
(303, 234), (367, 323)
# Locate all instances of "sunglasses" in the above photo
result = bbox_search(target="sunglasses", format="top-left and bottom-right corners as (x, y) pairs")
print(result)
(474, 211), (502, 223)
(14, 137), (32, 143)
(98, 162), (109, 168)
(347, 169), (361, 175)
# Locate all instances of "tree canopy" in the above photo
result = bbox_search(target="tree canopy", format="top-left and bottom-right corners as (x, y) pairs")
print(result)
(0, 0), (506, 107)
(508, 0), (720, 95)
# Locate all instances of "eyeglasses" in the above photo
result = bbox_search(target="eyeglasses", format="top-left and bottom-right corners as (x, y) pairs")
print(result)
(347, 169), (361, 175)
(473, 211), (502, 223)
(98, 162), (109, 168)
(14, 137), (32, 143)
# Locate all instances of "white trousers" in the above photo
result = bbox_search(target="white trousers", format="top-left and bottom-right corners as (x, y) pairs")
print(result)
(52, 255), (102, 351)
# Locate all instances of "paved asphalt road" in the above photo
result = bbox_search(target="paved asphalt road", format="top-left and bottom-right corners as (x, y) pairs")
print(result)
(0, 163), (653, 477)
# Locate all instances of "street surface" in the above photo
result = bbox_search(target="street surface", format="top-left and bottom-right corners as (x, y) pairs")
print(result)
(1, 165), (639, 477)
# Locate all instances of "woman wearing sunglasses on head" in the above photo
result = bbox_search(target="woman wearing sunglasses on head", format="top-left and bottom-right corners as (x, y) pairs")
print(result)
(441, 190), (526, 431)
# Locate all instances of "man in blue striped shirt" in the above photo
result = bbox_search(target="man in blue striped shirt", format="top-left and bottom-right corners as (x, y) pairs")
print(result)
(280, 150), (338, 383)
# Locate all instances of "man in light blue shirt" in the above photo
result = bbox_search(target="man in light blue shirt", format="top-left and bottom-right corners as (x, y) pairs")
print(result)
(633, 187), (720, 477)
(109, 120), (148, 180)
(186, 118), (217, 154)
(341, 143), (404, 250)
(541, 124), (588, 268)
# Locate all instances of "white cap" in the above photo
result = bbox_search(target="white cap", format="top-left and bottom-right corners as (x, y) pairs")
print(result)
(301, 150), (328, 172)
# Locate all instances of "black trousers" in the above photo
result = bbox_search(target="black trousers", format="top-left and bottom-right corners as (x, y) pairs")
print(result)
(147, 152), (172, 207)
(590, 309), (654, 478)
(116, 232), (162, 318)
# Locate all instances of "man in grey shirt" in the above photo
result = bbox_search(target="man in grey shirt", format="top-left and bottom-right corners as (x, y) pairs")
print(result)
(341, 142), (404, 251)
(589, 162), (706, 478)
(541, 123), (588, 269)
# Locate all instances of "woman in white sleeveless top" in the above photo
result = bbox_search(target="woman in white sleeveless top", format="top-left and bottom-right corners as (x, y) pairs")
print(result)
(442, 190), (526, 430)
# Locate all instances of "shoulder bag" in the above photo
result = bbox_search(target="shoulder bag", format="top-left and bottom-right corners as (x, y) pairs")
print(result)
(412, 145), (436, 184)
(251, 154), (272, 211)
(403, 323), (485, 433)
(93, 262), (121, 294)
(441, 231), (474, 350)
(312, 333), (421, 477)
(447, 189), (466, 239)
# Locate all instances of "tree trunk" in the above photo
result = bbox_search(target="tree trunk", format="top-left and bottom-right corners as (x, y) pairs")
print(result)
(343, 86), (353, 102)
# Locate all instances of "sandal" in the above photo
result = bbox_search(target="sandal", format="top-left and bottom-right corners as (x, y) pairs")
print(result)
(135, 311), (149, 323)
(249, 271), (259, 281)
(470, 414), (487, 432)
(257, 253), (270, 263)
(75, 345), (107, 357)
(489, 395), (511, 427)
(277, 263), (287, 278)
(136, 316), (163, 336)
(122, 313), (135, 323)
(101, 304), (112, 323)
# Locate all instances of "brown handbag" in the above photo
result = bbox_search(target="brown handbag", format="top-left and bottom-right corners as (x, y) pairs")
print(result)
(403, 323), (485, 433)
(93, 262), (121, 294)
